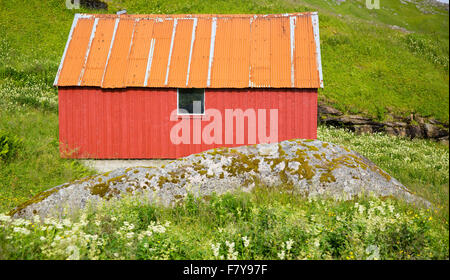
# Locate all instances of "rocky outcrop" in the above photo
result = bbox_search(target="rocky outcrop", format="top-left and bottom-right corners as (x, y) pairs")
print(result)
(80, 0), (108, 10)
(10, 139), (429, 220)
(318, 103), (449, 145)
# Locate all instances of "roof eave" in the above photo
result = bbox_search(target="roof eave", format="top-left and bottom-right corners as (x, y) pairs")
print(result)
(311, 12), (324, 88)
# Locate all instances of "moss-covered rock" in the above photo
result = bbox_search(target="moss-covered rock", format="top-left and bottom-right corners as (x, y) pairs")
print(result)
(10, 139), (429, 219)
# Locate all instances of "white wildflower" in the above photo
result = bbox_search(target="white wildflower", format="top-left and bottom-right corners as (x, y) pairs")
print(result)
(277, 251), (286, 260)
(66, 245), (80, 260)
(388, 205), (395, 213)
(286, 239), (294, 251)
(13, 227), (30, 235)
(0, 213), (11, 223)
(211, 243), (221, 257)
(358, 204), (366, 214)
(225, 241), (237, 260)
(12, 218), (30, 227)
(242, 236), (250, 248)
(62, 219), (72, 227)
(366, 245), (380, 260)
(314, 239), (320, 248)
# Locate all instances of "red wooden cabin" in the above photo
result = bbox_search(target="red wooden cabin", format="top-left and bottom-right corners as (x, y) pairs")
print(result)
(54, 13), (324, 159)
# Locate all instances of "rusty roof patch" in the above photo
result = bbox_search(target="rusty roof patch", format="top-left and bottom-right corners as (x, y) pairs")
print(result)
(54, 13), (324, 89)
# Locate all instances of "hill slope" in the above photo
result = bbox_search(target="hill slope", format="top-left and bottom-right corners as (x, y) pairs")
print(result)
(0, 0), (448, 122)
(0, 0), (448, 218)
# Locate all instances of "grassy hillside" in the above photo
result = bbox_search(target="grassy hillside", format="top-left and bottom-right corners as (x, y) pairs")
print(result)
(0, 0), (448, 122)
(0, 0), (448, 260)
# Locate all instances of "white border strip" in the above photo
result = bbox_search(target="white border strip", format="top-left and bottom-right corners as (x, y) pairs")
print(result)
(165, 18), (178, 86)
(101, 18), (120, 87)
(123, 19), (138, 85)
(289, 16), (296, 88)
(185, 18), (198, 86)
(248, 16), (255, 87)
(126, 19), (137, 60)
(311, 12), (324, 88)
(53, 14), (80, 86)
(206, 17), (217, 87)
(77, 17), (99, 86)
(144, 38), (156, 87)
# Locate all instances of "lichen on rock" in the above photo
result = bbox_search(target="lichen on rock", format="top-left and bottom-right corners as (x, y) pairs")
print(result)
(10, 139), (430, 219)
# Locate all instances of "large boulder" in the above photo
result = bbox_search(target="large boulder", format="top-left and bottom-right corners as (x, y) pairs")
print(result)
(10, 139), (429, 219)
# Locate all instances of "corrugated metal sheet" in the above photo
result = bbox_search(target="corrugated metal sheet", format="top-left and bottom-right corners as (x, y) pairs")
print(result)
(59, 87), (317, 158)
(54, 13), (323, 89)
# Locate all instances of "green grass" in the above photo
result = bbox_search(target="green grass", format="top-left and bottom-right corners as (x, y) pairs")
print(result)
(317, 126), (449, 221)
(0, 0), (448, 122)
(0, 108), (94, 212)
(0, 188), (448, 260)
(0, 0), (448, 260)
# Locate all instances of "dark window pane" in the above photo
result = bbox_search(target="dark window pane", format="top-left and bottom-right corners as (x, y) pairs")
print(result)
(178, 88), (205, 114)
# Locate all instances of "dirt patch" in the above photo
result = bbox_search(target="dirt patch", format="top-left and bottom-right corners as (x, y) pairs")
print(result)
(81, 159), (171, 173)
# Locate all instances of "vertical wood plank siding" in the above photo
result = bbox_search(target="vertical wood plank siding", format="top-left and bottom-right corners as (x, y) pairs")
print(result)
(59, 87), (317, 158)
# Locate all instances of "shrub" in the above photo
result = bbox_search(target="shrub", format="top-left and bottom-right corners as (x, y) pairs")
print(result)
(0, 130), (23, 162)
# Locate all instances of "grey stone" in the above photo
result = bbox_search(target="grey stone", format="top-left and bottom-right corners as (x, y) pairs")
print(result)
(385, 126), (407, 138)
(415, 115), (426, 125)
(438, 136), (449, 145)
(423, 123), (441, 138)
(408, 125), (424, 139)
(10, 139), (430, 220)
(354, 125), (373, 134)
(318, 104), (448, 140)
(318, 104), (342, 116)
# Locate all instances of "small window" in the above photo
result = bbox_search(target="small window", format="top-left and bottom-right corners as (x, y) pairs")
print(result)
(177, 88), (205, 115)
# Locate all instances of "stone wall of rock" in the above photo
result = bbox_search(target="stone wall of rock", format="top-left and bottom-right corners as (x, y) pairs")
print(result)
(318, 103), (449, 144)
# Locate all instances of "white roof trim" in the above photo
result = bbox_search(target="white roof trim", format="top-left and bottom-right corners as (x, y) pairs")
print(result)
(77, 17), (99, 86)
(165, 18), (178, 86)
(311, 13), (324, 88)
(144, 38), (156, 87)
(101, 18), (120, 87)
(207, 17), (217, 87)
(289, 16), (296, 88)
(185, 18), (198, 86)
(53, 14), (80, 86)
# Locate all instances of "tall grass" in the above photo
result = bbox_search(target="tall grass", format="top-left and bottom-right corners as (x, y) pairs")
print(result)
(0, 189), (448, 260)
(318, 126), (449, 220)
(0, 108), (94, 212)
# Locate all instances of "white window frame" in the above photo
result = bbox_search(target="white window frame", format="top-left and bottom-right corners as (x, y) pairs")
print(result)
(177, 88), (206, 116)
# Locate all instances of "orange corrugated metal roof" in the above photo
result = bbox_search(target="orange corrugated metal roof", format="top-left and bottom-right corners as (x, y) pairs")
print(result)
(54, 13), (324, 89)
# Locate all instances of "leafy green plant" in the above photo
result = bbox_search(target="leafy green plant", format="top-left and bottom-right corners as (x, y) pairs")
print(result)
(0, 130), (23, 162)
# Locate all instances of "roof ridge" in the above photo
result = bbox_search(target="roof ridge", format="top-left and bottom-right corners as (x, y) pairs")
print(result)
(75, 12), (317, 19)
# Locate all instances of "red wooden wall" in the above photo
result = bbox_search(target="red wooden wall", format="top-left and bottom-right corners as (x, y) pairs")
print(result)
(58, 87), (317, 158)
